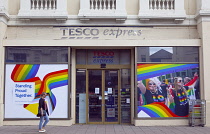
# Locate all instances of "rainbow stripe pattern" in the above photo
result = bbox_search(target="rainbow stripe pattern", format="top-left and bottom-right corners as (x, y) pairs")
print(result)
(11, 64), (40, 81)
(168, 102), (175, 113)
(177, 91), (188, 105)
(21, 77), (42, 97)
(38, 69), (68, 110)
(137, 64), (199, 81)
(11, 64), (42, 97)
(11, 64), (68, 115)
(187, 89), (195, 96)
(137, 102), (188, 117)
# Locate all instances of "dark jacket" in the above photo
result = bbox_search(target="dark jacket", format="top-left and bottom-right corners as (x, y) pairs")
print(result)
(39, 98), (49, 116)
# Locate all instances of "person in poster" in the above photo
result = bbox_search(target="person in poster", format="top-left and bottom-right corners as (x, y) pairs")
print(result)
(172, 77), (189, 116)
(160, 79), (168, 99)
(138, 78), (166, 105)
(38, 92), (50, 133)
(194, 79), (200, 99)
(137, 81), (144, 106)
(184, 72), (199, 100)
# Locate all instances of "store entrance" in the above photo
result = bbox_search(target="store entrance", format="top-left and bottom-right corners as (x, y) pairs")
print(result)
(75, 49), (132, 124)
(88, 69), (119, 124)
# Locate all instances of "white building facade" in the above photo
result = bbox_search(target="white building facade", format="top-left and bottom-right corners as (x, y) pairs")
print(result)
(0, 0), (210, 126)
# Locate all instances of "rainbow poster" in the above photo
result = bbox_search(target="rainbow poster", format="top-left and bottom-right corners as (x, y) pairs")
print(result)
(137, 64), (199, 81)
(5, 64), (68, 118)
(137, 63), (199, 118)
(138, 102), (181, 117)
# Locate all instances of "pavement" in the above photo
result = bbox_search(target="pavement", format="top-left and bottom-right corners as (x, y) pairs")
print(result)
(0, 125), (210, 134)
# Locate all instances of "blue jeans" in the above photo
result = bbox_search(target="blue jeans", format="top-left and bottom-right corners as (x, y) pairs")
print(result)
(39, 114), (49, 130)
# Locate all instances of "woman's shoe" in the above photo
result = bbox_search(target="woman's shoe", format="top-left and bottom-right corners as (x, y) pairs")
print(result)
(39, 130), (45, 133)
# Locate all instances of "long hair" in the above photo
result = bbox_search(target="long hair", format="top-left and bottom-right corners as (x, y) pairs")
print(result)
(174, 77), (187, 96)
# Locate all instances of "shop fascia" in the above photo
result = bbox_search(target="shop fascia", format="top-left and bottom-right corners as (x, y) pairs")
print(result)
(60, 27), (142, 39)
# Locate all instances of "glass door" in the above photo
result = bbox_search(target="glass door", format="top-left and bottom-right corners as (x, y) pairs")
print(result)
(104, 70), (119, 123)
(88, 70), (102, 123)
(87, 70), (119, 124)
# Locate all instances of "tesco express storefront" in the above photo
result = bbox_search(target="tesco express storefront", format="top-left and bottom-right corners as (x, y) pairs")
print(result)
(3, 26), (200, 126)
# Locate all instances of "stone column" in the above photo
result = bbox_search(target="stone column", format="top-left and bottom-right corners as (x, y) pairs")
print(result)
(0, 0), (8, 126)
(196, 0), (210, 127)
(0, 21), (7, 127)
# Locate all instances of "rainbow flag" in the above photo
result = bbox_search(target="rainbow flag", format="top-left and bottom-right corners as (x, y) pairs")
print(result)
(137, 102), (187, 117)
(137, 64), (199, 81)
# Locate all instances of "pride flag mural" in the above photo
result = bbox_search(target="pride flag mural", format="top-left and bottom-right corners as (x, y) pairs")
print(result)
(11, 64), (40, 81)
(138, 102), (183, 117)
(137, 63), (199, 118)
(137, 64), (199, 81)
(5, 64), (68, 118)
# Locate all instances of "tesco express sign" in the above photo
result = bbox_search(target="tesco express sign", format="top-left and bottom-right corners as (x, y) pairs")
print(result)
(60, 27), (142, 39)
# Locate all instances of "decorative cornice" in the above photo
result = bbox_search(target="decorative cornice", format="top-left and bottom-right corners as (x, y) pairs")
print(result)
(195, 10), (210, 23)
(0, 11), (9, 24)
(7, 15), (197, 27)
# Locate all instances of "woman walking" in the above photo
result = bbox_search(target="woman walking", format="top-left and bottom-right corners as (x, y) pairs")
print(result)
(38, 92), (49, 133)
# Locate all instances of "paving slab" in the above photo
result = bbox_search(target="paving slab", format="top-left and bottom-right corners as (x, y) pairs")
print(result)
(0, 125), (210, 134)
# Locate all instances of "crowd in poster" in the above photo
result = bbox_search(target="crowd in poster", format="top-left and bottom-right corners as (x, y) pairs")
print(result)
(137, 64), (200, 118)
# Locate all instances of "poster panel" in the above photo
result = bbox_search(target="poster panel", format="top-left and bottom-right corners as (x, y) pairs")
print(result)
(107, 108), (115, 117)
(137, 64), (200, 118)
(5, 64), (68, 118)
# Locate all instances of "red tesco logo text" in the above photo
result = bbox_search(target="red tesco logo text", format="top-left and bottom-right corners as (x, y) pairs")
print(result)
(94, 51), (115, 56)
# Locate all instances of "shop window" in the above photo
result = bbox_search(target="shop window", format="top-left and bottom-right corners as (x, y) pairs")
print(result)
(121, 69), (131, 123)
(4, 47), (70, 119)
(6, 47), (68, 63)
(137, 47), (199, 62)
(136, 46), (200, 119)
(141, 55), (146, 62)
(13, 53), (26, 62)
(76, 69), (86, 123)
(119, 49), (131, 65)
(76, 49), (86, 64)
